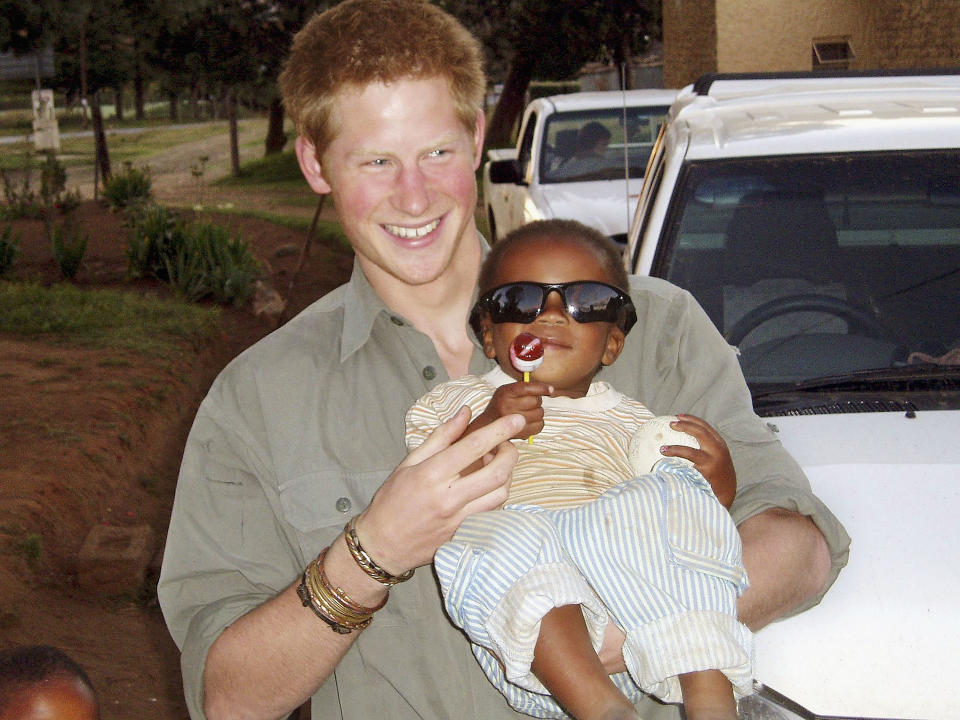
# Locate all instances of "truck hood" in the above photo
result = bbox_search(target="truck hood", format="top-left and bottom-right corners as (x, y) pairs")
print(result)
(754, 410), (960, 719)
(533, 180), (642, 240)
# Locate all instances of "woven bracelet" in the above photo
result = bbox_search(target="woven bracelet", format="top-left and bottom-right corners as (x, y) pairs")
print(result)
(344, 516), (415, 586)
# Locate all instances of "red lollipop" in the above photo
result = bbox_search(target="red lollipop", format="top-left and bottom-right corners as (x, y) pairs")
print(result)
(509, 332), (544, 374)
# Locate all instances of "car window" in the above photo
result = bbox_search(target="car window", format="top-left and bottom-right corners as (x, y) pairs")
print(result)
(540, 106), (668, 183)
(656, 150), (960, 386)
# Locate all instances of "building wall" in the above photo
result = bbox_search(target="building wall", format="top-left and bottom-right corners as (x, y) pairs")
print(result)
(664, 0), (960, 88)
(868, 0), (960, 69)
(663, 0), (717, 88)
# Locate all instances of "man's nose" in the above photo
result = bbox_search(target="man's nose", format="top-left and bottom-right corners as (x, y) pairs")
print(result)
(392, 164), (430, 216)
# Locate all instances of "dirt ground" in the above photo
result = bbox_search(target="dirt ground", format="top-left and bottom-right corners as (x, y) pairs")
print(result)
(0, 132), (353, 719)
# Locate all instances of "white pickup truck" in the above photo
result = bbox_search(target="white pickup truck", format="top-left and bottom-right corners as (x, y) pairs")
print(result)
(625, 71), (960, 720)
(482, 89), (677, 244)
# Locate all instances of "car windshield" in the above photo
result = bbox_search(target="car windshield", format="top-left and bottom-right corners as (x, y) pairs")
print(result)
(540, 106), (668, 183)
(657, 150), (960, 390)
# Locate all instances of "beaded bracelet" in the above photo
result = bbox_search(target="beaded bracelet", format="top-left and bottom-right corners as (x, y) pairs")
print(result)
(297, 548), (386, 634)
(344, 515), (415, 586)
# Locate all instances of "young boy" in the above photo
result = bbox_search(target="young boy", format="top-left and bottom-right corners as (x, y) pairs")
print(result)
(406, 220), (752, 720)
(0, 645), (100, 720)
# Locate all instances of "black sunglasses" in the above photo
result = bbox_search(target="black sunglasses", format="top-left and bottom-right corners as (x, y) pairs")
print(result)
(471, 281), (636, 338)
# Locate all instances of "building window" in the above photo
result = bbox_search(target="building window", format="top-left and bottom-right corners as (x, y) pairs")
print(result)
(812, 38), (855, 70)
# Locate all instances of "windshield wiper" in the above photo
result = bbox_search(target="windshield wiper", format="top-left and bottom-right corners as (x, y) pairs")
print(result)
(751, 363), (960, 401)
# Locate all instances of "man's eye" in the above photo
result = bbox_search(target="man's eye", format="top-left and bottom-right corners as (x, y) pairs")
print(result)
(428, 148), (448, 158)
(368, 158), (388, 166)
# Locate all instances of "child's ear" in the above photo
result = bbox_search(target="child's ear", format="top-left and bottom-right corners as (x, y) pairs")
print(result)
(600, 326), (626, 366)
(480, 317), (498, 359)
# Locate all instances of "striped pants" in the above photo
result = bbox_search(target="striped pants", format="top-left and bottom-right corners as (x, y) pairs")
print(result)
(434, 460), (753, 718)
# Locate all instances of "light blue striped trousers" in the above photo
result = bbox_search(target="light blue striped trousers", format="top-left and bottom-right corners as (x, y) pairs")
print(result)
(434, 460), (753, 718)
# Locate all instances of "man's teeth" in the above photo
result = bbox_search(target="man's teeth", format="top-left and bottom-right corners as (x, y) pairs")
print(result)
(385, 219), (439, 239)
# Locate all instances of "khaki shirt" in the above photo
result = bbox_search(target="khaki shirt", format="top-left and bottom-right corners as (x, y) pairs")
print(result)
(158, 261), (849, 719)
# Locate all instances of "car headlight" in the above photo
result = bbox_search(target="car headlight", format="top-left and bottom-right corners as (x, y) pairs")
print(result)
(738, 681), (895, 720)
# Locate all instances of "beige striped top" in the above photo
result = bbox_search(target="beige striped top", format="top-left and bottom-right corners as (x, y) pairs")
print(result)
(405, 367), (654, 509)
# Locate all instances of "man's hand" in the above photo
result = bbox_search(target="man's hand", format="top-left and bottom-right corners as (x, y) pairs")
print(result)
(354, 407), (524, 576)
(660, 414), (736, 508)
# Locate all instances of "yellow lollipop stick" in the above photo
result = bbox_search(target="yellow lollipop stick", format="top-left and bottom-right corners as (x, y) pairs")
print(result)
(524, 371), (533, 443)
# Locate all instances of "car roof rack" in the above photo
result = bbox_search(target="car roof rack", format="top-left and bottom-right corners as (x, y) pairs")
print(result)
(693, 68), (960, 96)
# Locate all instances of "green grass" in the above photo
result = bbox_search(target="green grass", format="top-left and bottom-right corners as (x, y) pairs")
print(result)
(0, 121), (257, 171)
(215, 149), (306, 188)
(0, 282), (221, 355)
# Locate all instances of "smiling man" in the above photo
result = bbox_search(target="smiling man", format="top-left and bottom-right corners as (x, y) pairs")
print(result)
(158, 2), (847, 719)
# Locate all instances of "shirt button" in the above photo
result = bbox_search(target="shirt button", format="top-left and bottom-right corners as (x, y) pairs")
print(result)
(390, 316), (404, 326)
(422, 366), (436, 381)
(335, 497), (352, 513)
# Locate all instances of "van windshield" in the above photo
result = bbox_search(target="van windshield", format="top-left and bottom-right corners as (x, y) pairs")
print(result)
(540, 106), (669, 183)
(657, 150), (960, 391)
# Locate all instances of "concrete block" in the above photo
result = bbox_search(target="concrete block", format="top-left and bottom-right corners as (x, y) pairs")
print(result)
(76, 524), (155, 596)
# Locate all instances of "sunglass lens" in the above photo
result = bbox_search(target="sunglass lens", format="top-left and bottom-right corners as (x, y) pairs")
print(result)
(565, 282), (620, 322)
(488, 283), (544, 323)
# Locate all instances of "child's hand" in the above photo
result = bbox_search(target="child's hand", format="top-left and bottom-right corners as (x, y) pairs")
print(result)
(660, 414), (737, 508)
(476, 381), (553, 440)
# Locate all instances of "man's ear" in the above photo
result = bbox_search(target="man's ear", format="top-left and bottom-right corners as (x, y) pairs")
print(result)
(472, 111), (486, 171)
(601, 326), (626, 366)
(295, 136), (333, 195)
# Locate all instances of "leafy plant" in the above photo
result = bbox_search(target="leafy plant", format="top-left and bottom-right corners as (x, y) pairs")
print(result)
(191, 155), (209, 207)
(125, 203), (187, 279)
(103, 161), (153, 210)
(50, 220), (89, 280)
(0, 225), (20, 277)
(125, 204), (261, 305)
(165, 221), (262, 305)
(0, 161), (42, 220)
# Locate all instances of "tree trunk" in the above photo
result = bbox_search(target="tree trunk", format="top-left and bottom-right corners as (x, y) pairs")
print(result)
(134, 43), (146, 121)
(168, 91), (179, 121)
(264, 96), (287, 155)
(91, 92), (111, 182)
(228, 88), (241, 176)
(114, 87), (123, 122)
(484, 52), (537, 152)
(191, 86), (201, 120)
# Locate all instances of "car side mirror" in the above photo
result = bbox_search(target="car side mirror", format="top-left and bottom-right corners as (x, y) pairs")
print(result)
(488, 159), (524, 185)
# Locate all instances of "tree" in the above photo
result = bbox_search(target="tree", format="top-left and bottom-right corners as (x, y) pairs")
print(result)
(0, 1), (50, 56)
(259, 1), (328, 155)
(444, 0), (659, 151)
(50, 0), (136, 182)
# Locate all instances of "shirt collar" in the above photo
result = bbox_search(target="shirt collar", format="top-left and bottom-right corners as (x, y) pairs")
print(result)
(340, 259), (389, 362)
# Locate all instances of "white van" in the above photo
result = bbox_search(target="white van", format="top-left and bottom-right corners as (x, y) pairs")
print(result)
(625, 71), (960, 720)
(483, 89), (677, 244)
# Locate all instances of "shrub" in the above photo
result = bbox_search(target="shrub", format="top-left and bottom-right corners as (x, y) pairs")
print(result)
(103, 161), (152, 210)
(0, 163), (42, 220)
(125, 203), (187, 280)
(50, 220), (89, 280)
(0, 224), (20, 277)
(1, 152), (79, 220)
(125, 204), (261, 305)
(165, 221), (261, 306)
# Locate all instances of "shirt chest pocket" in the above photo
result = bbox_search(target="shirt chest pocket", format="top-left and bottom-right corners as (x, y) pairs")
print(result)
(278, 469), (424, 627)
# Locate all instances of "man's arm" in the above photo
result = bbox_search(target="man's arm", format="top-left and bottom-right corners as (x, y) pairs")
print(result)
(615, 278), (849, 630)
(173, 408), (523, 720)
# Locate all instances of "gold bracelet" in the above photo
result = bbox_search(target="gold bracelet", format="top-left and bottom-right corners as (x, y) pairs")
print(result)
(297, 548), (385, 633)
(344, 516), (415, 586)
